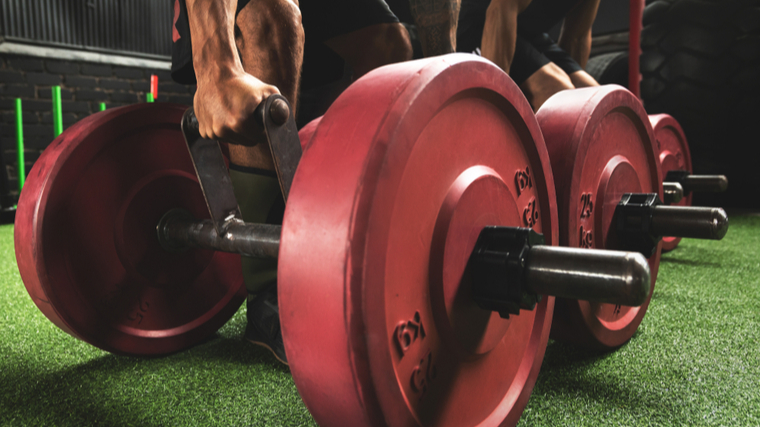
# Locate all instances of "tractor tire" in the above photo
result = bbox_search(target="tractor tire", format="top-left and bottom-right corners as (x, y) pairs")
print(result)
(641, 0), (760, 208)
(586, 51), (629, 86)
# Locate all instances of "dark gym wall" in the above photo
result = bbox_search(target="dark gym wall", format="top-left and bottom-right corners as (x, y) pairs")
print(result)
(0, 55), (194, 202)
(0, 0), (182, 206)
(1, 0), (172, 59)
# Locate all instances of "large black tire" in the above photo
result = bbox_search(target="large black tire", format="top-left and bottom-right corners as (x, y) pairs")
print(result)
(586, 51), (629, 86)
(641, 0), (760, 208)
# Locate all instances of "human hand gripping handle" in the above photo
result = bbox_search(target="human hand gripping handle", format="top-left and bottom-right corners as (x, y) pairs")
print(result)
(183, 94), (291, 146)
(182, 94), (300, 204)
(191, 62), (286, 145)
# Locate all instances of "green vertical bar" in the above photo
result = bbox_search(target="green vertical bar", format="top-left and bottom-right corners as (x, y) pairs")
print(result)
(147, 93), (155, 103)
(99, 102), (107, 111)
(15, 98), (26, 193)
(52, 86), (63, 137)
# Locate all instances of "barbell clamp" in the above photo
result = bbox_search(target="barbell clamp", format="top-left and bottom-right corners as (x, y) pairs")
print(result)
(469, 226), (652, 319)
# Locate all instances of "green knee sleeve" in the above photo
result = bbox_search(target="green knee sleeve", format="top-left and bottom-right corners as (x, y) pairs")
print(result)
(229, 167), (283, 295)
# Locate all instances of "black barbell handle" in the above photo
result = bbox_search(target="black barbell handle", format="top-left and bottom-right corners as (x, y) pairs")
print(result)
(650, 206), (729, 241)
(526, 246), (651, 307)
(158, 211), (652, 310)
(662, 182), (684, 204)
(664, 171), (728, 195)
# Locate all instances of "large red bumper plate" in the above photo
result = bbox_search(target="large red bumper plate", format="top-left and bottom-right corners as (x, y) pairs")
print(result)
(15, 103), (245, 356)
(282, 55), (559, 427)
(538, 85), (662, 349)
(650, 114), (693, 251)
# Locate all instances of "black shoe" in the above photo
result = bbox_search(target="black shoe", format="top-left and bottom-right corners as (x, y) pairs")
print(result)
(245, 285), (288, 365)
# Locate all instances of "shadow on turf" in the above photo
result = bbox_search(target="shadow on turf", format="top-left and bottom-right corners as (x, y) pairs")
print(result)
(0, 335), (288, 427)
(660, 255), (721, 268)
(540, 338), (619, 369)
(660, 244), (736, 269)
(0, 358), (157, 427)
(530, 367), (677, 422)
(532, 336), (681, 421)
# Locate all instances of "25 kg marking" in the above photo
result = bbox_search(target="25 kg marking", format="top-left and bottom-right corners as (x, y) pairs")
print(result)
(580, 193), (594, 219)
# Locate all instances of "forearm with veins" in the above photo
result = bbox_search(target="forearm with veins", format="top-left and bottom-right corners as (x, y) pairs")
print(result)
(185, 0), (243, 80)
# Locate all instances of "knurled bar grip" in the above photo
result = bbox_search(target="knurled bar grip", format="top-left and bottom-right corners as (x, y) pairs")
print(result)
(158, 209), (281, 258)
(526, 246), (651, 307)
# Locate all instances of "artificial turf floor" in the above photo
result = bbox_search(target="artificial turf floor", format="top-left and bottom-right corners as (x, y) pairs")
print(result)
(1, 215), (759, 426)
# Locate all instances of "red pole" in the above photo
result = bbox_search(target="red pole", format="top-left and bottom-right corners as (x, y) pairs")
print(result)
(628, 0), (644, 98)
(151, 74), (159, 100)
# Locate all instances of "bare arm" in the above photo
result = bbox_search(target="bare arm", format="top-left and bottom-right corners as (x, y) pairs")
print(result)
(408, 0), (461, 56)
(557, 0), (601, 68)
(186, 0), (280, 145)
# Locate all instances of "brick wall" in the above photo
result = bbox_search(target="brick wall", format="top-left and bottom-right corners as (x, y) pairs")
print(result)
(0, 54), (195, 205)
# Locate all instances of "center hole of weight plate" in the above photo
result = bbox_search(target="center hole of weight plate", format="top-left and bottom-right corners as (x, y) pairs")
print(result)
(115, 171), (215, 288)
(430, 166), (527, 358)
(591, 156), (644, 326)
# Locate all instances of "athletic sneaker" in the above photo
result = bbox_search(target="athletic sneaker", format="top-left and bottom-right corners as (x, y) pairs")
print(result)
(245, 284), (288, 365)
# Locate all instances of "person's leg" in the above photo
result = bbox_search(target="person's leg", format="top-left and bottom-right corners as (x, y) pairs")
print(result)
(294, 0), (412, 125)
(186, 0), (301, 151)
(531, 32), (598, 90)
(519, 62), (574, 111)
(517, 33), (599, 110)
(230, 165), (286, 364)
(456, 0), (490, 53)
(481, 0), (519, 72)
(324, 22), (412, 79)
(172, 0), (301, 364)
(480, 0), (532, 72)
(232, 0), (305, 169)
(568, 69), (599, 88)
(301, 0), (412, 79)
(228, 0), (303, 365)
(230, 0), (302, 300)
(519, 66), (599, 112)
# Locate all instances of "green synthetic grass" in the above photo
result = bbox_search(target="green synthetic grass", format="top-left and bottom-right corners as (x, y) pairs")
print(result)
(522, 214), (760, 426)
(1, 216), (759, 426)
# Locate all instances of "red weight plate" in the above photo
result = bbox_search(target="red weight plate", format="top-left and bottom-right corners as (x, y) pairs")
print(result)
(280, 55), (558, 427)
(297, 116), (323, 151)
(650, 114), (692, 251)
(15, 103), (245, 356)
(537, 86), (662, 349)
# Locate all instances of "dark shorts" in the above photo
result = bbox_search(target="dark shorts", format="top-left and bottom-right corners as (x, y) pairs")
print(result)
(510, 33), (582, 85)
(456, 0), (491, 55)
(456, 0), (583, 86)
(171, 0), (399, 85)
